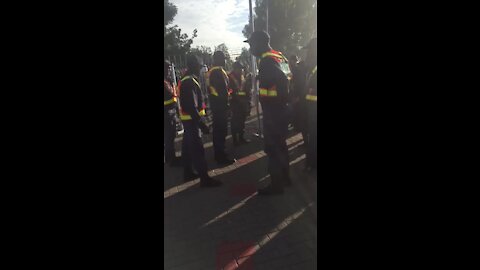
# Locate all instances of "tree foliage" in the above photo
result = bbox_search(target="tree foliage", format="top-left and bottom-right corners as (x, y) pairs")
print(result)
(214, 43), (233, 70)
(164, 26), (197, 56)
(214, 43), (231, 61)
(164, 0), (177, 27)
(189, 46), (213, 66)
(242, 0), (317, 58)
(164, 0), (197, 58)
(236, 47), (251, 68)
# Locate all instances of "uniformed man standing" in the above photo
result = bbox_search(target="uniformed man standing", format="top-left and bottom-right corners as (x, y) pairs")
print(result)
(244, 31), (291, 195)
(207, 51), (235, 165)
(229, 61), (251, 146)
(243, 67), (254, 118)
(290, 57), (309, 146)
(164, 60), (181, 167)
(304, 38), (317, 172)
(178, 55), (222, 187)
(199, 64), (209, 107)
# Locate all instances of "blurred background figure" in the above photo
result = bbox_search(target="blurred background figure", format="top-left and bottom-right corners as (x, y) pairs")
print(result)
(304, 38), (317, 173)
(208, 51), (235, 165)
(244, 30), (291, 195)
(229, 61), (252, 146)
(164, 60), (181, 166)
(178, 55), (222, 187)
(243, 64), (254, 118)
(289, 55), (308, 146)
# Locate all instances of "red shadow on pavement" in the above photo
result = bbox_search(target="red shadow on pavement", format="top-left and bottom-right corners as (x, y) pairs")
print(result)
(236, 155), (258, 165)
(216, 241), (256, 270)
(229, 183), (257, 197)
(164, 133), (304, 200)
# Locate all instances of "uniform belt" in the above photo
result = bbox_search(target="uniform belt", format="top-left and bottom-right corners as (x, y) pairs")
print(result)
(259, 88), (277, 97)
(181, 76), (201, 88)
(209, 86), (219, 96)
(164, 97), (177, 105)
(209, 67), (228, 77)
(180, 109), (206, 121)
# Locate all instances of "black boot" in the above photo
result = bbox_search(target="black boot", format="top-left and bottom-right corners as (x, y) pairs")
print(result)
(215, 153), (235, 165)
(258, 184), (284, 195)
(200, 176), (222, 187)
(239, 133), (251, 144)
(283, 176), (292, 187)
(304, 165), (316, 174)
(169, 157), (183, 167)
(232, 133), (240, 146)
(184, 169), (199, 182)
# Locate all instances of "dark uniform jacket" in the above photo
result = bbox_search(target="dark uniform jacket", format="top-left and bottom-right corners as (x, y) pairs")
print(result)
(228, 72), (251, 102)
(306, 65), (317, 103)
(291, 62), (308, 101)
(208, 66), (230, 112)
(178, 74), (206, 124)
(244, 72), (253, 96)
(258, 50), (289, 110)
(164, 79), (177, 111)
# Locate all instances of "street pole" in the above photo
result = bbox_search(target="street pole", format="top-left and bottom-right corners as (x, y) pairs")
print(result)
(266, 0), (269, 34)
(250, 0), (263, 138)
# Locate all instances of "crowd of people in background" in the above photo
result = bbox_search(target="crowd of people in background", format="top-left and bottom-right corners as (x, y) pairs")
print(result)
(164, 31), (317, 195)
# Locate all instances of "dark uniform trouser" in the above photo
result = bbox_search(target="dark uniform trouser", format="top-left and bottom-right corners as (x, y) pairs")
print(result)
(263, 108), (289, 188)
(182, 121), (209, 178)
(164, 109), (176, 163)
(294, 99), (308, 144)
(231, 99), (248, 136)
(212, 110), (228, 158)
(306, 104), (317, 168)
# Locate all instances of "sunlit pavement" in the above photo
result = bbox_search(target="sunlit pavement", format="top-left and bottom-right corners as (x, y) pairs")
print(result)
(164, 111), (317, 270)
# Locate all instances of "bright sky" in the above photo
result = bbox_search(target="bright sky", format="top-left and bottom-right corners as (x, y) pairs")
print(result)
(170, 0), (251, 57)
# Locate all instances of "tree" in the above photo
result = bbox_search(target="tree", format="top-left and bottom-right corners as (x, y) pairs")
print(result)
(214, 43), (233, 70)
(242, 0), (317, 59)
(190, 46), (213, 66)
(164, 26), (198, 57)
(164, 0), (177, 28)
(164, 0), (197, 63)
(236, 47), (251, 68)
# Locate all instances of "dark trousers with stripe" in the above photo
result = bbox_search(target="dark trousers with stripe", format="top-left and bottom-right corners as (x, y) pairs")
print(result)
(230, 99), (249, 136)
(306, 104), (317, 168)
(212, 110), (229, 159)
(262, 108), (290, 188)
(293, 99), (308, 144)
(164, 109), (177, 163)
(182, 121), (209, 178)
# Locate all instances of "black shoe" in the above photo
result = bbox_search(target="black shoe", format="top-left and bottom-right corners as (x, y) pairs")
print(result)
(216, 157), (235, 165)
(305, 166), (317, 175)
(258, 185), (284, 195)
(184, 171), (199, 182)
(169, 157), (183, 167)
(232, 134), (240, 146)
(200, 177), (222, 187)
(239, 136), (251, 144)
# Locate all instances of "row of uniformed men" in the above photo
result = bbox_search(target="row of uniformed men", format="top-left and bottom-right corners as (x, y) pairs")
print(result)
(164, 31), (317, 194)
(164, 53), (253, 187)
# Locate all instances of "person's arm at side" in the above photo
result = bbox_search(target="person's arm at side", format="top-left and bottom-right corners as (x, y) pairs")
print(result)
(181, 80), (210, 132)
(218, 70), (229, 106)
(258, 58), (276, 90)
(180, 80), (200, 123)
